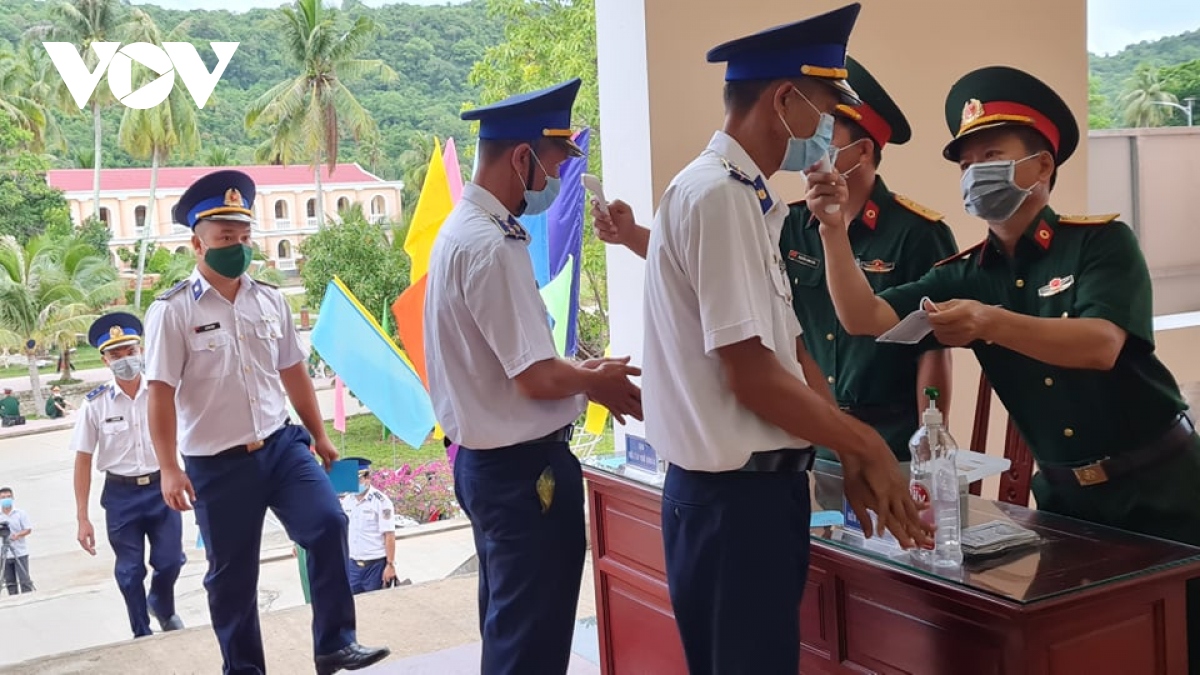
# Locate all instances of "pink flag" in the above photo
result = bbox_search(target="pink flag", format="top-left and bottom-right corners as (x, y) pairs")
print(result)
(333, 376), (347, 433)
(443, 137), (464, 204)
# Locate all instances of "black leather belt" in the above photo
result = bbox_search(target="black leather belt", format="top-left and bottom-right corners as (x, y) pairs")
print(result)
(738, 447), (816, 473)
(215, 420), (291, 458)
(351, 556), (387, 568)
(840, 402), (912, 427)
(106, 470), (160, 487)
(1039, 414), (1196, 487)
(446, 425), (574, 450)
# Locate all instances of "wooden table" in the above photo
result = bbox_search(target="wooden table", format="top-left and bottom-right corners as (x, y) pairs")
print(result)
(584, 462), (1200, 675)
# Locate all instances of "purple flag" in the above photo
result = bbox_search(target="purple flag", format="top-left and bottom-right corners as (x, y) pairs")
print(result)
(544, 128), (590, 354)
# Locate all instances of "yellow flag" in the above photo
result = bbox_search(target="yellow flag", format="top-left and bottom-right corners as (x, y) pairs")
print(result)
(403, 137), (454, 282)
(582, 343), (612, 435)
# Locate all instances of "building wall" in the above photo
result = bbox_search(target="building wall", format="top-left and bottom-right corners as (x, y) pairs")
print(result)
(64, 183), (403, 270)
(1088, 127), (1200, 316)
(597, 0), (1090, 470)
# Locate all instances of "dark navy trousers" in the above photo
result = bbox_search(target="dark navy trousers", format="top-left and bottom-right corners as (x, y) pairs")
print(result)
(346, 557), (386, 594)
(453, 440), (586, 675)
(101, 477), (185, 638)
(184, 424), (356, 675)
(662, 464), (812, 675)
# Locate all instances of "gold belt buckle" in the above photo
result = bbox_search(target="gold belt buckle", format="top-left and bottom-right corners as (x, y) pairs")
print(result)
(136, 475), (151, 486)
(247, 439), (265, 452)
(355, 560), (365, 568)
(1072, 460), (1109, 486)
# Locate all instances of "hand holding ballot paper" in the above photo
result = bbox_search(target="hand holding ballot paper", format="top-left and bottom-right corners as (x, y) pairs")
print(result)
(878, 297), (1003, 347)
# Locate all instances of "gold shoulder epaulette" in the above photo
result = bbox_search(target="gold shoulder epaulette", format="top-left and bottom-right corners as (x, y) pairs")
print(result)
(893, 194), (943, 222)
(1058, 213), (1119, 226)
(934, 240), (984, 267)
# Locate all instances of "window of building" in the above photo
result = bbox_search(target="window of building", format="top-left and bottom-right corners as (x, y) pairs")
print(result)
(98, 207), (110, 225)
(134, 206), (147, 230)
(278, 240), (292, 259)
(274, 200), (290, 227)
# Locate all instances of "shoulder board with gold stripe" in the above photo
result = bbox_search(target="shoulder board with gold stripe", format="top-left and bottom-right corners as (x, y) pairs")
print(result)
(1057, 213), (1119, 226)
(934, 240), (984, 267)
(892, 194), (943, 222)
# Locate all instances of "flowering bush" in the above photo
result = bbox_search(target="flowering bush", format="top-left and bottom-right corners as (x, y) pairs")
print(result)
(371, 460), (459, 524)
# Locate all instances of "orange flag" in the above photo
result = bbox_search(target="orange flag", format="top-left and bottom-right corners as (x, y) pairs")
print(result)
(392, 275), (429, 388)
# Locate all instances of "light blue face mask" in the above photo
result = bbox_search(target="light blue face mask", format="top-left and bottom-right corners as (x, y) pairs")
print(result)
(520, 150), (561, 215)
(779, 88), (835, 173)
(357, 481), (369, 495)
(0, 498), (12, 509)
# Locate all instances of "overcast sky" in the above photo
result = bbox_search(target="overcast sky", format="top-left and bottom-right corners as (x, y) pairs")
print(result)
(139, 0), (1200, 57)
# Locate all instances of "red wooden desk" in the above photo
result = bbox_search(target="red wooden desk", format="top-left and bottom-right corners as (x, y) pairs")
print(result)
(585, 462), (1200, 675)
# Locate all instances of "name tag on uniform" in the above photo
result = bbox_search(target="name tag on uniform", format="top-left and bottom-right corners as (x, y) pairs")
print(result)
(103, 416), (124, 423)
(788, 251), (820, 268)
(193, 322), (221, 333)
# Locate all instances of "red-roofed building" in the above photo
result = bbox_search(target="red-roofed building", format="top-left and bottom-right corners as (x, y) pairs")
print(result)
(46, 163), (404, 271)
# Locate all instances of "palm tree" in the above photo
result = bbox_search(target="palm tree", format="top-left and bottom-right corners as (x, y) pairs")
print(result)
(0, 234), (123, 413)
(118, 17), (200, 310)
(0, 41), (60, 153)
(203, 146), (234, 167)
(29, 0), (143, 219)
(245, 0), (397, 229)
(1120, 65), (1179, 128)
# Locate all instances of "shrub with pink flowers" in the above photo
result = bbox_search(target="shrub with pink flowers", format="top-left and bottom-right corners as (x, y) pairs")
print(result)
(370, 460), (460, 524)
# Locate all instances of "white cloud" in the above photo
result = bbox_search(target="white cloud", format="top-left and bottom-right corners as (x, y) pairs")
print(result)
(1088, 0), (1200, 55)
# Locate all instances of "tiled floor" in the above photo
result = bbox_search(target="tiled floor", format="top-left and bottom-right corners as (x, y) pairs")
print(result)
(370, 620), (601, 674)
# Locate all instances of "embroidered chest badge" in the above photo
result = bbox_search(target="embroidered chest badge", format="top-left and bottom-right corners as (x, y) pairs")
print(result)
(1038, 275), (1074, 297)
(859, 258), (896, 273)
(788, 250), (820, 268)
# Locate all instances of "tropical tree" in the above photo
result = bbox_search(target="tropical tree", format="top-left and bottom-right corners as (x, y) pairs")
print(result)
(246, 0), (397, 229)
(0, 40), (65, 153)
(1088, 75), (1114, 130)
(0, 234), (123, 412)
(118, 17), (200, 309)
(203, 146), (235, 167)
(1120, 64), (1179, 128)
(29, 0), (146, 219)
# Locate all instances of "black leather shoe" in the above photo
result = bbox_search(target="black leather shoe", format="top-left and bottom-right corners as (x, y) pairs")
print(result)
(156, 614), (184, 632)
(314, 643), (390, 675)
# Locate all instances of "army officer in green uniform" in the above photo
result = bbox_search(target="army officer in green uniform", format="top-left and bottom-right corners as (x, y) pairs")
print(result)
(807, 65), (1200, 669)
(781, 56), (957, 498)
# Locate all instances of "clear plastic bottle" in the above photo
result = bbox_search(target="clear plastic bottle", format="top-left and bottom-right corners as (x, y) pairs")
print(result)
(908, 387), (963, 567)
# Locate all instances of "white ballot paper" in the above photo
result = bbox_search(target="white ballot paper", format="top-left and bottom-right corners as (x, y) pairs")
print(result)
(876, 297), (934, 345)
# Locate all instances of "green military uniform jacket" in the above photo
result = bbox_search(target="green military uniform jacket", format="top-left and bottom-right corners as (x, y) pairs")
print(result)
(0, 396), (18, 418)
(782, 176), (958, 460)
(879, 206), (1200, 545)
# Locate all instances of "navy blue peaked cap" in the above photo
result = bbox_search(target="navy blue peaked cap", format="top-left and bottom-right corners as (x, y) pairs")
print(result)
(706, 3), (861, 104)
(173, 169), (257, 229)
(461, 78), (584, 157)
(89, 312), (142, 352)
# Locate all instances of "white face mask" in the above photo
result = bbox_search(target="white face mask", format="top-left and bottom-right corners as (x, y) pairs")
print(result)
(109, 355), (144, 381)
(829, 137), (868, 178)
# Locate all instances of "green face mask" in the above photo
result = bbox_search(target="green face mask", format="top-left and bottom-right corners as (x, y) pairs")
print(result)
(204, 243), (253, 279)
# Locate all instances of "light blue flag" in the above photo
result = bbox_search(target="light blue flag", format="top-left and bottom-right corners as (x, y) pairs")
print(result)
(520, 211), (551, 288)
(311, 278), (436, 448)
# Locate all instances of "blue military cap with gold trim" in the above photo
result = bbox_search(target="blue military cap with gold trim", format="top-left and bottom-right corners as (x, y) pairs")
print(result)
(88, 312), (143, 352)
(172, 169), (257, 229)
(461, 78), (584, 157)
(706, 3), (861, 105)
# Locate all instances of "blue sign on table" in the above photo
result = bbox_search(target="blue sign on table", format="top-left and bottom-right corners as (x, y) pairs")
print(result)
(625, 434), (659, 473)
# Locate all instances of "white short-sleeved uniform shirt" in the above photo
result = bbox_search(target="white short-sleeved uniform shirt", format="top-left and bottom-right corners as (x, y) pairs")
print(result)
(144, 268), (305, 457)
(0, 508), (31, 558)
(424, 183), (585, 449)
(70, 377), (160, 476)
(340, 487), (395, 560)
(643, 131), (811, 472)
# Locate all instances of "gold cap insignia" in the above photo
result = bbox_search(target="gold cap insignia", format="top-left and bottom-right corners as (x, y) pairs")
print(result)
(961, 99), (985, 129)
(225, 188), (242, 207)
(109, 326), (124, 339)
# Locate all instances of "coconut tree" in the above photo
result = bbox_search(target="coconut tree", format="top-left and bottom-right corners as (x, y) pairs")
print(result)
(28, 0), (144, 219)
(118, 17), (200, 309)
(0, 234), (123, 412)
(1120, 65), (1179, 128)
(245, 0), (397, 229)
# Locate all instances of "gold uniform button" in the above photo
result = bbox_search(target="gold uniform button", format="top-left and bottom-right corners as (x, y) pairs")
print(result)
(1015, 279), (1025, 288)
(1044, 377), (1054, 387)
(1061, 311), (1069, 318)
(827, 375), (835, 384)
(1063, 428), (1074, 438)
(826, 333), (835, 341)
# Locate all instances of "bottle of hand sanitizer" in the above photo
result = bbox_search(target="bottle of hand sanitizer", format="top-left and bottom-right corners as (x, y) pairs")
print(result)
(908, 387), (963, 567)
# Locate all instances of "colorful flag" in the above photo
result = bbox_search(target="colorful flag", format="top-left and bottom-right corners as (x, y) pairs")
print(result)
(583, 400), (609, 436)
(543, 128), (590, 355)
(311, 278), (435, 448)
(403, 137), (454, 283)
(443, 137), (464, 204)
(333, 376), (347, 433)
(392, 275), (429, 388)
(539, 254), (575, 356)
